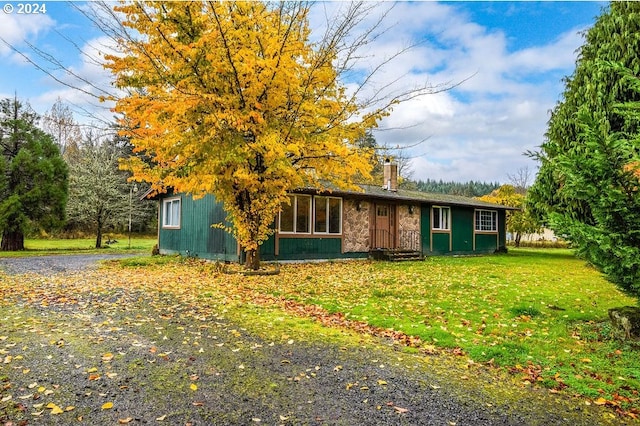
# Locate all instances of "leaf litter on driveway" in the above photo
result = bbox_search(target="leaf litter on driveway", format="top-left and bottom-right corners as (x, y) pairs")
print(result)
(0, 259), (618, 425)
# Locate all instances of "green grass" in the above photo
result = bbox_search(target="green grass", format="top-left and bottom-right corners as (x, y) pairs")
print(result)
(223, 247), (640, 409)
(0, 235), (157, 257)
(3, 243), (639, 412)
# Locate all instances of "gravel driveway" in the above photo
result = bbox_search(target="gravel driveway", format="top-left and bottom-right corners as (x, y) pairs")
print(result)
(0, 255), (615, 425)
(0, 253), (138, 275)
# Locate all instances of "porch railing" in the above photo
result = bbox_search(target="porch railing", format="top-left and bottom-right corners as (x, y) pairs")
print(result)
(371, 229), (421, 252)
(398, 230), (421, 252)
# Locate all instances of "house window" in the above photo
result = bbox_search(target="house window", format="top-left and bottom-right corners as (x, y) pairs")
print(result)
(162, 197), (181, 228)
(475, 210), (498, 232)
(432, 206), (450, 231)
(279, 195), (311, 234)
(314, 196), (342, 234)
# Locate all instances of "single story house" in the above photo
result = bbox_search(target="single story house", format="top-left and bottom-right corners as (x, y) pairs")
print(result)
(152, 162), (517, 262)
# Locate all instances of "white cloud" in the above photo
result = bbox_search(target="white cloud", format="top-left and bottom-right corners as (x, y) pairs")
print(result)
(1, 1), (593, 185)
(335, 2), (591, 183)
(0, 13), (54, 57)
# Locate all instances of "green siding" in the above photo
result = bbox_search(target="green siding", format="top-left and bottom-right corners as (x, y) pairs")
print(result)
(452, 207), (473, 252)
(422, 204), (507, 256)
(475, 234), (499, 253)
(499, 210), (507, 249)
(276, 237), (343, 260)
(158, 194), (238, 262)
(259, 232), (276, 259)
(157, 194), (510, 262)
(420, 206), (431, 254)
(473, 210), (507, 253)
(431, 232), (451, 254)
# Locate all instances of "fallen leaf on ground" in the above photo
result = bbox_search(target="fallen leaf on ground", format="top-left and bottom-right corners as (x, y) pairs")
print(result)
(101, 402), (114, 410)
(46, 403), (64, 414)
(594, 397), (608, 406)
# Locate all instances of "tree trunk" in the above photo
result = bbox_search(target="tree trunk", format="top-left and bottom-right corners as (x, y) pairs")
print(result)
(1, 230), (25, 251)
(245, 248), (260, 271)
(95, 226), (103, 249)
(515, 232), (522, 248)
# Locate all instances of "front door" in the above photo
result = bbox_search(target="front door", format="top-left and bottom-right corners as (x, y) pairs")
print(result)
(373, 203), (396, 249)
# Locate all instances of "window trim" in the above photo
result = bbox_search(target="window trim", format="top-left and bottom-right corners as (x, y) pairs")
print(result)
(279, 195), (343, 236)
(475, 209), (498, 233)
(314, 196), (342, 235)
(432, 206), (451, 231)
(162, 197), (181, 229)
(279, 194), (312, 235)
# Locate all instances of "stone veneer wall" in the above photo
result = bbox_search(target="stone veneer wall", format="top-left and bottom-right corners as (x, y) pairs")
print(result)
(343, 199), (370, 253)
(398, 204), (420, 232)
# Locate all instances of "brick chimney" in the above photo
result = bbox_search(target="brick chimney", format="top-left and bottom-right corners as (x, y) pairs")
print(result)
(383, 158), (398, 192)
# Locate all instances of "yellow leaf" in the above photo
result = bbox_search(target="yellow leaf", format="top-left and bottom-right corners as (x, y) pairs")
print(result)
(190, 383), (198, 391)
(119, 417), (133, 424)
(101, 402), (114, 410)
(66, 406), (75, 412)
(377, 380), (388, 386)
(594, 397), (608, 406)
(86, 367), (98, 373)
(581, 358), (592, 363)
(156, 415), (167, 421)
(49, 404), (64, 415)
(102, 353), (114, 362)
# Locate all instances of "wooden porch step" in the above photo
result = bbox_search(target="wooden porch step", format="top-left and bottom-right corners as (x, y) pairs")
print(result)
(371, 249), (423, 262)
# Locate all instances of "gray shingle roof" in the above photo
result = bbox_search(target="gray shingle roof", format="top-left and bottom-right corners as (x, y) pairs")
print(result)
(294, 184), (519, 211)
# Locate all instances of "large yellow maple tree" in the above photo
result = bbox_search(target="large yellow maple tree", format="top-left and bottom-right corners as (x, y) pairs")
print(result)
(105, 1), (390, 268)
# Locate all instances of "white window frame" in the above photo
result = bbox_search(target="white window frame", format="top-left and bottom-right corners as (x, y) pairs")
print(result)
(162, 197), (181, 229)
(432, 206), (450, 231)
(475, 209), (498, 232)
(314, 196), (342, 235)
(278, 194), (312, 234)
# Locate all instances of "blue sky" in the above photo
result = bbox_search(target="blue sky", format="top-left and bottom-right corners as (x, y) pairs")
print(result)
(0, 1), (607, 184)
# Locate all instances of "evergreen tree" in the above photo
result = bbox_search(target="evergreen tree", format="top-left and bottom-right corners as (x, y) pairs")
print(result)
(529, 2), (640, 223)
(0, 98), (68, 250)
(528, 2), (640, 297)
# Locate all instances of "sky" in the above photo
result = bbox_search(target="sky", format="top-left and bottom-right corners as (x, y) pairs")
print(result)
(0, 1), (607, 185)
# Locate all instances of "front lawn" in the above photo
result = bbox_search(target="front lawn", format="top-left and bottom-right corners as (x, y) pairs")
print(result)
(0, 236), (156, 257)
(214, 248), (640, 416)
(2, 247), (639, 420)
